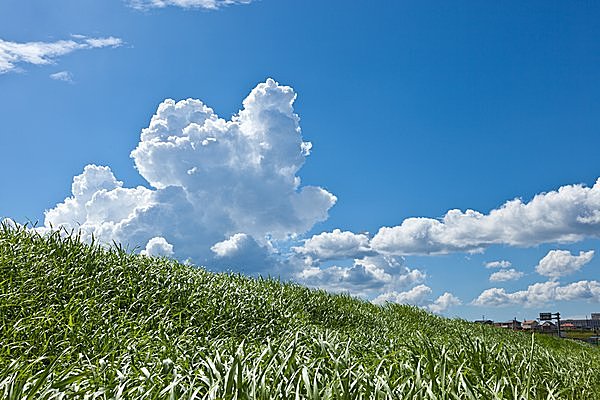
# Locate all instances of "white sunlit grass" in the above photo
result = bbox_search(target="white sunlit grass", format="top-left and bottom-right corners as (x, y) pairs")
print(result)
(1, 223), (599, 398)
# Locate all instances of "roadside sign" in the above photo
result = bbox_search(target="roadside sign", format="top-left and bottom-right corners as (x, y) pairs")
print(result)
(540, 313), (552, 320)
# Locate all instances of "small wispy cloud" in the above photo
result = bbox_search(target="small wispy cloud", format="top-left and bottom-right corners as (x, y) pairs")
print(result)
(49, 71), (74, 83)
(128, 0), (253, 10)
(484, 260), (511, 269)
(0, 35), (123, 74)
(84, 37), (123, 48)
(489, 268), (524, 282)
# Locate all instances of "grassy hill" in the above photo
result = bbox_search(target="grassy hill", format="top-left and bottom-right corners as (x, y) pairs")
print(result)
(1, 224), (599, 399)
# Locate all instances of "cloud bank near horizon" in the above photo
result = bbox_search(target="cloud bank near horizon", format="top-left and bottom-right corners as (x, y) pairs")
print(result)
(473, 280), (600, 308)
(0, 36), (122, 74)
(288, 175), (600, 310)
(292, 180), (600, 261)
(473, 248), (597, 308)
(373, 285), (462, 314)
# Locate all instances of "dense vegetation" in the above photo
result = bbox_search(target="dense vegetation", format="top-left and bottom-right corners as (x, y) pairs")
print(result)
(1, 224), (599, 399)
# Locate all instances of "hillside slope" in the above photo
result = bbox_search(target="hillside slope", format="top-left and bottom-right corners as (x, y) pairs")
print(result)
(1, 225), (599, 399)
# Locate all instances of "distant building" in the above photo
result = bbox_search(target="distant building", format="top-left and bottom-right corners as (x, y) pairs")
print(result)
(494, 320), (521, 330)
(476, 313), (600, 332)
(540, 321), (556, 332)
(522, 320), (540, 330)
(561, 317), (600, 330)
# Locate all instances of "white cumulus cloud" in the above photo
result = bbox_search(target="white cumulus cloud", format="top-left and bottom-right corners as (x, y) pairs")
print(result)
(128, 0), (253, 10)
(489, 268), (524, 282)
(297, 255), (425, 297)
(0, 36), (122, 74)
(211, 233), (252, 257)
(373, 284), (432, 306)
(304, 179), (600, 260)
(472, 280), (600, 308)
(369, 179), (600, 255)
(535, 249), (594, 279)
(210, 233), (279, 275)
(428, 292), (462, 314)
(292, 229), (373, 261)
(141, 237), (174, 257)
(291, 178), (600, 300)
(373, 286), (461, 314)
(1, 218), (21, 229)
(42, 79), (336, 273)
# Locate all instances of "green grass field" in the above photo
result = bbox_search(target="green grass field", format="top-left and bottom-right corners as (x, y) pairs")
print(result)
(563, 330), (599, 341)
(1, 224), (599, 399)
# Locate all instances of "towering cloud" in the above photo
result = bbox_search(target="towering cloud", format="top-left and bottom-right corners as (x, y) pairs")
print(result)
(43, 79), (336, 272)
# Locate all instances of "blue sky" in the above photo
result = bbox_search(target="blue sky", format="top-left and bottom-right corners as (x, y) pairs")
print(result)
(2, 0), (600, 321)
